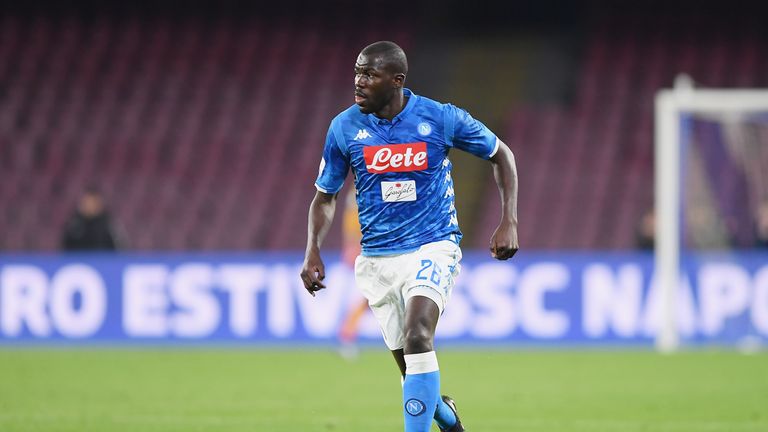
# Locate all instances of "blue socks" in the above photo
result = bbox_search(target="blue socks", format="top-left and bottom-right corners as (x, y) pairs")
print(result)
(402, 351), (456, 432)
(434, 397), (458, 430)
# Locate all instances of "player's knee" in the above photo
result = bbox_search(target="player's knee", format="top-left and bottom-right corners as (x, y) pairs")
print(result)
(403, 326), (433, 354)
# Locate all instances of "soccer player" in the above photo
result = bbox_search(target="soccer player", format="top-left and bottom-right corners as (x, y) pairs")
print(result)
(300, 41), (519, 432)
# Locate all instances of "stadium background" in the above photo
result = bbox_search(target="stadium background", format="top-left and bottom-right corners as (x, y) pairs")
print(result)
(1, 1), (767, 431)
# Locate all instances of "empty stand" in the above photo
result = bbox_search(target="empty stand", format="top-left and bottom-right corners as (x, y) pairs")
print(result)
(472, 16), (768, 249)
(0, 14), (410, 250)
(1, 11), (765, 251)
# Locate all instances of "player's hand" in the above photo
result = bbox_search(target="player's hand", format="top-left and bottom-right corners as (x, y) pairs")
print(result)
(300, 249), (326, 297)
(490, 220), (519, 260)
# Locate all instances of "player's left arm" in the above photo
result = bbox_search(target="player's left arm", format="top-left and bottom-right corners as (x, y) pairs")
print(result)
(488, 138), (519, 260)
(448, 105), (519, 260)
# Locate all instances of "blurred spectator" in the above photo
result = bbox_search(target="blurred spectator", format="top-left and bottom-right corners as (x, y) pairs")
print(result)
(755, 202), (768, 248)
(635, 209), (655, 250)
(61, 187), (120, 251)
(687, 205), (731, 249)
(338, 187), (369, 359)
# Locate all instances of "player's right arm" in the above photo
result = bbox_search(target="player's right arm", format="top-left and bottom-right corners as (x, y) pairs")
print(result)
(301, 119), (350, 296)
(301, 191), (338, 296)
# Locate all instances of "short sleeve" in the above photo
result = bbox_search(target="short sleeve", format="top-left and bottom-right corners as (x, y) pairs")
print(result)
(314, 122), (350, 194)
(446, 104), (499, 159)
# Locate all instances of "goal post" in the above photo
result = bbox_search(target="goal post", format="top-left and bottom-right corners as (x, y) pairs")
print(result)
(654, 79), (768, 352)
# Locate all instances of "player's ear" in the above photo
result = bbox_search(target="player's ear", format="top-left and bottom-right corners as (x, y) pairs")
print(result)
(393, 73), (406, 88)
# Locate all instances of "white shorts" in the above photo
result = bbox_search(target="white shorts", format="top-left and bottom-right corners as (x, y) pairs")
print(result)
(354, 240), (462, 350)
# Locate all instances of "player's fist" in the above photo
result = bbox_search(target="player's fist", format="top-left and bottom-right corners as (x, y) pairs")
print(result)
(490, 221), (519, 260)
(300, 249), (326, 296)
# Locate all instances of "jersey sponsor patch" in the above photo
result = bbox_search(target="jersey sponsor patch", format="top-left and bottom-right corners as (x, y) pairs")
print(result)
(381, 180), (417, 202)
(363, 142), (428, 173)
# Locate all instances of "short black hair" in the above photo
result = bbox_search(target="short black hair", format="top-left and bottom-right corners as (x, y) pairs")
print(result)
(83, 184), (103, 196)
(361, 41), (408, 75)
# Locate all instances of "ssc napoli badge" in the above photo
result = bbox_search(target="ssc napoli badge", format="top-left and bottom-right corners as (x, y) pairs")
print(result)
(405, 398), (426, 416)
(417, 122), (432, 136)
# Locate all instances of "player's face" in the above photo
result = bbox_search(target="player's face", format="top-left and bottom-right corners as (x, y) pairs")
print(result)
(354, 54), (398, 114)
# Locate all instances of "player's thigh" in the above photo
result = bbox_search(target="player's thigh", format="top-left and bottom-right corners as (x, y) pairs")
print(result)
(354, 255), (407, 350)
(403, 240), (462, 313)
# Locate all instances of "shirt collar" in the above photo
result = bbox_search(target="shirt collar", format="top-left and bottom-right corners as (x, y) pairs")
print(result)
(371, 88), (417, 126)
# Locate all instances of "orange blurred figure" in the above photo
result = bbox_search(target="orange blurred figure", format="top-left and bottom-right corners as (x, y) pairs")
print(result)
(338, 187), (369, 358)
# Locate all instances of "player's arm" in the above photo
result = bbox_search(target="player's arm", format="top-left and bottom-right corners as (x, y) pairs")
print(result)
(300, 190), (338, 296)
(488, 139), (519, 260)
(302, 119), (349, 295)
(449, 105), (519, 260)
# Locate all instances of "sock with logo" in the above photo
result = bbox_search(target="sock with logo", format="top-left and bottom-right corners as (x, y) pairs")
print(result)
(401, 373), (457, 430)
(402, 351), (441, 432)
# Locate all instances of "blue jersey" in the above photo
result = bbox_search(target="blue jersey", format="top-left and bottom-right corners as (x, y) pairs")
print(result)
(315, 89), (498, 256)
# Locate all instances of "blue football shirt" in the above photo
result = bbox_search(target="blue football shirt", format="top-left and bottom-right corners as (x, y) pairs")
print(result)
(315, 88), (499, 256)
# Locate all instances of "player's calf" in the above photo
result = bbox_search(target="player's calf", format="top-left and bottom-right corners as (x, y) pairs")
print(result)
(402, 351), (441, 432)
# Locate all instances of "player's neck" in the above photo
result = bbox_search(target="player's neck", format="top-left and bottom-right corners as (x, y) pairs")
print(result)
(374, 90), (407, 121)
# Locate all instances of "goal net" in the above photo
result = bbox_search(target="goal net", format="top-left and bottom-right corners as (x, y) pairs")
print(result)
(655, 79), (768, 351)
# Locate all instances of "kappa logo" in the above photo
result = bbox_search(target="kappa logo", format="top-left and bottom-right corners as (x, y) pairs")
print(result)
(354, 129), (372, 140)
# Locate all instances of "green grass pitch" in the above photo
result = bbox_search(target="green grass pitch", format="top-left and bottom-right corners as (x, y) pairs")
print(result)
(1, 348), (766, 431)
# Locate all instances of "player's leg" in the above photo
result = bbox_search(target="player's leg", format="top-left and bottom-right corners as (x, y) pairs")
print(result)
(400, 240), (464, 432)
(403, 296), (439, 354)
(359, 242), (463, 431)
(401, 295), (441, 432)
(391, 348), (406, 377)
(393, 344), (460, 432)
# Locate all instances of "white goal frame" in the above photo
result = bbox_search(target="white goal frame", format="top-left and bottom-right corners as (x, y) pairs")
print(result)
(654, 83), (768, 352)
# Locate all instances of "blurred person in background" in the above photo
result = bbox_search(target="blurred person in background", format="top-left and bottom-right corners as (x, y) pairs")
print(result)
(301, 41), (518, 432)
(61, 187), (120, 251)
(754, 201), (768, 248)
(687, 205), (731, 249)
(337, 186), (370, 359)
(635, 208), (655, 250)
